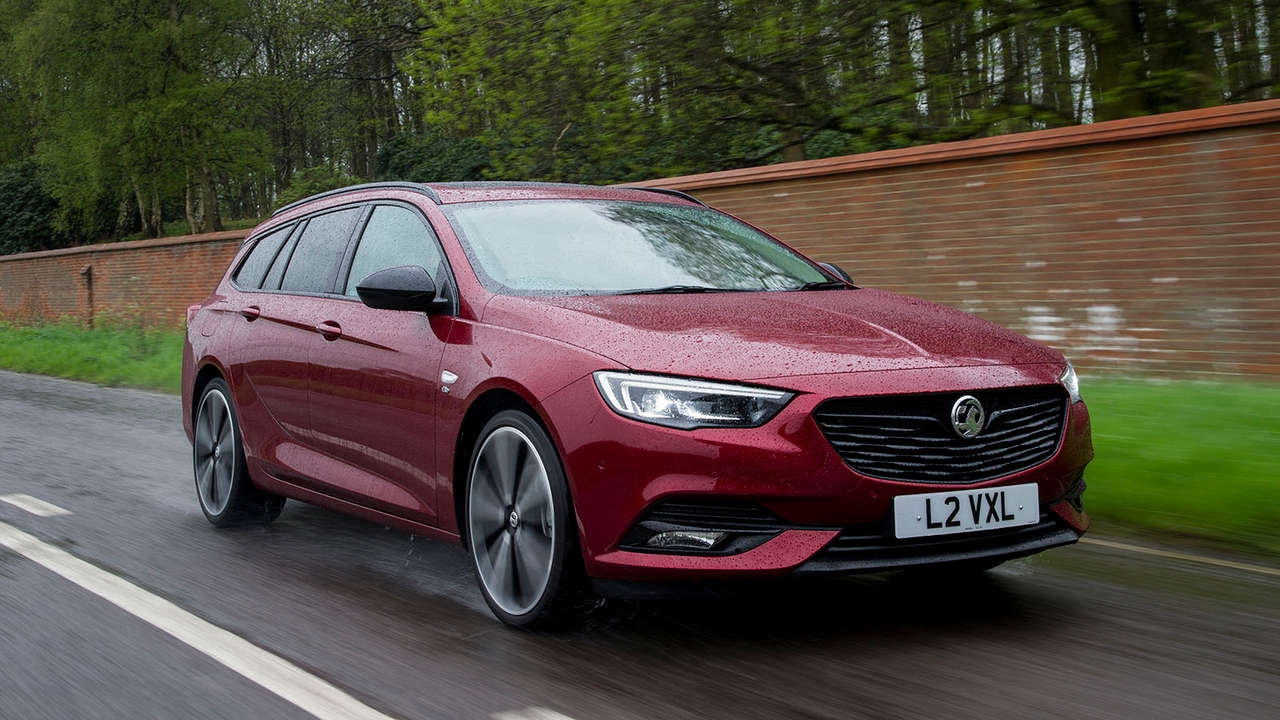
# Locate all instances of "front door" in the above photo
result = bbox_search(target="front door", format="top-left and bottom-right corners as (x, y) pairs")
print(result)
(306, 203), (455, 524)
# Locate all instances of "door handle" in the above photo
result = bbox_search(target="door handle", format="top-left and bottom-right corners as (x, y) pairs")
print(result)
(316, 321), (342, 340)
(239, 306), (261, 321)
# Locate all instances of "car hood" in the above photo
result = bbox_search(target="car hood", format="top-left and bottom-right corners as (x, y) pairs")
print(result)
(482, 289), (1063, 382)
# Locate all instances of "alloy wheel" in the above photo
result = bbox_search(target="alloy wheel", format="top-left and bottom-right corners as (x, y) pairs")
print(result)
(194, 387), (236, 517)
(468, 425), (557, 617)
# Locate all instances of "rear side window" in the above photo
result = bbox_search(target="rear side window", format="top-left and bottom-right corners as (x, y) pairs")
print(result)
(344, 205), (446, 296)
(233, 226), (291, 289)
(280, 208), (361, 294)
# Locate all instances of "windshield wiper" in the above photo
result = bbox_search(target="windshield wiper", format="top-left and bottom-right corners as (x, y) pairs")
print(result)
(795, 280), (850, 290)
(616, 285), (723, 295)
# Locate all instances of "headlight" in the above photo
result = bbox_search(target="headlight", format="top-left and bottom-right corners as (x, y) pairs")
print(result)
(1060, 361), (1082, 403)
(593, 371), (794, 430)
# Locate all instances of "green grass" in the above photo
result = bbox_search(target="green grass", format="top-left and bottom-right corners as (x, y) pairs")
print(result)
(0, 322), (1276, 553)
(1083, 378), (1280, 554)
(0, 321), (183, 393)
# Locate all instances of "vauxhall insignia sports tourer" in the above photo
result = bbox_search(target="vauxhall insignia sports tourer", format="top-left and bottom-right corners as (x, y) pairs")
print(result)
(182, 182), (1092, 627)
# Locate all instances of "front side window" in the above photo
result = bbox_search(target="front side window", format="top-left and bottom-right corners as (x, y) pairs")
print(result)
(445, 200), (827, 296)
(344, 205), (446, 296)
(280, 208), (361, 294)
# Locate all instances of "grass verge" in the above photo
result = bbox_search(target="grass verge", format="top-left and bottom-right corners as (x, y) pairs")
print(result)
(0, 322), (1275, 553)
(0, 321), (183, 393)
(1084, 378), (1280, 555)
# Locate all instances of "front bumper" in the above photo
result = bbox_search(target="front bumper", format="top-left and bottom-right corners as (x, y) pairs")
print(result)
(793, 503), (1082, 576)
(538, 364), (1093, 582)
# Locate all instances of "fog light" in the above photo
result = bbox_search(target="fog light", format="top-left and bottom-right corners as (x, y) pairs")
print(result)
(645, 530), (728, 551)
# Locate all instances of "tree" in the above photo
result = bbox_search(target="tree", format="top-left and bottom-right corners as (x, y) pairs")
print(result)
(12, 0), (266, 238)
(0, 158), (59, 254)
(1, 0), (1278, 252)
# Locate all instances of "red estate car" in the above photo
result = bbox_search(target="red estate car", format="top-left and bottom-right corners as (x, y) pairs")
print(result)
(182, 182), (1092, 627)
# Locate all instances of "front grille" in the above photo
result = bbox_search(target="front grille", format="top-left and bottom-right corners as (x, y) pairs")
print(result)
(813, 386), (1068, 484)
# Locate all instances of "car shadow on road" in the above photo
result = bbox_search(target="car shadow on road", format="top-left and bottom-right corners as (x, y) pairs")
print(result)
(215, 501), (1079, 648)
(580, 565), (1071, 642)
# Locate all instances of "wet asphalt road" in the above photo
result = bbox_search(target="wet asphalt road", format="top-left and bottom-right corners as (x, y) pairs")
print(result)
(0, 370), (1277, 720)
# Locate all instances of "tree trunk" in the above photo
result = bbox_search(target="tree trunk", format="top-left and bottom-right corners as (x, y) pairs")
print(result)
(921, 5), (954, 128)
(1170, 0), (1222, 108)
(201, 162), (223, 232)
(886, 9), (918, 123)
(1090, 0), (1147, 121)
(781, 127), (807, 163)
(1228, 0), (1264, 99)
(134, 182), (158, 239)
(150, 188), (164, 239)
(1265, 0), (1280, 89)
(185, 167), (199, 236)
(1058, 26), (1075, 123)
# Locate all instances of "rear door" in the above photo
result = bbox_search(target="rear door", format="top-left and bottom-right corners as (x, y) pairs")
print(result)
(228, 207), (362, 485)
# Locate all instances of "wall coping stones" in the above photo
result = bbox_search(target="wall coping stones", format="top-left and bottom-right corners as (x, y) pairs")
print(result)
(629, 99), (1280, 191)
(0, 228), (249, 265)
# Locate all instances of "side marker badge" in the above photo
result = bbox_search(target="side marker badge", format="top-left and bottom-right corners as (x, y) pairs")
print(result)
(441, 370), (459, 393)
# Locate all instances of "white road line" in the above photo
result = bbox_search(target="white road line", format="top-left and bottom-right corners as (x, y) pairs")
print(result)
(0, 494), (72, 517)
(0, 520), (399, 720)
(1081, 537), (1280, 578)
(493, 709), (578, 720)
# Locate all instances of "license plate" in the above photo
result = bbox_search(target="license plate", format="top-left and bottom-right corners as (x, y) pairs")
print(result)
(892, 483), (1039, 539)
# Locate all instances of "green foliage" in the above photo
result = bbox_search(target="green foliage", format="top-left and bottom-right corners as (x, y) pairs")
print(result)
(407, 0), (1280, 182)
(274, 166), (362, 209)
(0, 158), (60, 254)
(0, 0), (1278, 247)
(7, 0), (267, 242)
(0, 320), (183, 393)
(375, 130), (490, 182)
(1085, 378), (1280, 553)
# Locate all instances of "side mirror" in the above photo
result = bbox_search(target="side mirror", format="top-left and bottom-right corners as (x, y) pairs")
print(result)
(355, 265), (449, 313)
(819, 262), (853, 283)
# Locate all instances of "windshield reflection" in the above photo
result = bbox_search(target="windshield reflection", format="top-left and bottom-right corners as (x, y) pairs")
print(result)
(446, 200), (827, 296)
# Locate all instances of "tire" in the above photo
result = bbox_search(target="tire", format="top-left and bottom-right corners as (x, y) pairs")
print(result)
(192, 379), (285, 527)
(465, 409), (583, 628)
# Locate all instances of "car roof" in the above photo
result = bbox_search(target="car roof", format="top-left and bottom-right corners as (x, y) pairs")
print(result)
(269, 181), (704, 218)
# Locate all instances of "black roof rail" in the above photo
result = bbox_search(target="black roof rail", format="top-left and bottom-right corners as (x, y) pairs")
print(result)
(619, 187), (708, 207)
(270, 182), (442, 218)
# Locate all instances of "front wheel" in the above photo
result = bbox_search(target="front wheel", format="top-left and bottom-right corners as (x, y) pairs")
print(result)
(193, 378), (285, 526)
(465, 410), (582, 627)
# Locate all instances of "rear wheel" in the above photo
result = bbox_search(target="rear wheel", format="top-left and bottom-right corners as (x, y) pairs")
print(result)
(465, 409), (582, 627)
(193, 379), (285, 526)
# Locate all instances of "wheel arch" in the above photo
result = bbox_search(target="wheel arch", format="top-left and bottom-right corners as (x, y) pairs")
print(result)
(452, 387), (562, 551)
(191, 362), (228, 425)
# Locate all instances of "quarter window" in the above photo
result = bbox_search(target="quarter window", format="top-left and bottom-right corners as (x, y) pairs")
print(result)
(344, 205), (446, 296)
(263, 231), (299, 291)
(281, 208), (361, 294)
(233, 225), (291, 289)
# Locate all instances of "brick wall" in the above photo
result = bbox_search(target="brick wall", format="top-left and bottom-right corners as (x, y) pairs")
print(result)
(0, 230), (246, 329)
(1, 100), (1278, 377)
(635, 101), (1280, 378)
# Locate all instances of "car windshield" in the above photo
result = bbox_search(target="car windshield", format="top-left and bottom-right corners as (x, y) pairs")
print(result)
(445, 200), (832, 296)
